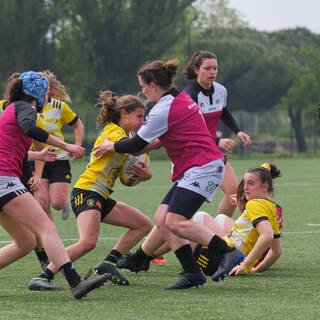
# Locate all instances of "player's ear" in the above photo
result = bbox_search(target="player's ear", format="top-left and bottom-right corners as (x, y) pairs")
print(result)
(120, 109), (128, 118)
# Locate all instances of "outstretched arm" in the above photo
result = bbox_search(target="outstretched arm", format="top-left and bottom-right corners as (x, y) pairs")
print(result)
(229, 220), (274, 276)
(250, 238), (282, 272)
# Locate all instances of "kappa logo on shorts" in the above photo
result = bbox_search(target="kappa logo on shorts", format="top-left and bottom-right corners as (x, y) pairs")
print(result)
(190, 181), (200, 188)
(6, 182), (16, 188)
(65, 174), (71, 179)
(205, 181), (219, 193)
(86, 199), (95, 207)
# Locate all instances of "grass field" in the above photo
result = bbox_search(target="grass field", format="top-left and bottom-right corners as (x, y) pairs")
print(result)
(0, 158), (319, 320)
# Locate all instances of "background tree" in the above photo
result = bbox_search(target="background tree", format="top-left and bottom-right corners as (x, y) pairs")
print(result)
(279, 46), (320, 152)
(0, 0), (65, 94)
(54, 0), (193, 111)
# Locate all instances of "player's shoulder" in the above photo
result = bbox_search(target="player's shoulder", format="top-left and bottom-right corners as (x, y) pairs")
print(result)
(213, 82), (227, 94)
(183, 80), (201, 101)
(101, 122), (127, 141)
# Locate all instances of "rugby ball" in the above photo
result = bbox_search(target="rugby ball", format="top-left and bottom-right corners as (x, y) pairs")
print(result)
(119, 153), (150, 186)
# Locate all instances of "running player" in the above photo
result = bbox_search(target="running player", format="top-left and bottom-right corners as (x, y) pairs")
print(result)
(93, 59), (245, 290)
(28, 90), (153, 290)
(33, 70), (83, 221)
(0, 71), (111, 299)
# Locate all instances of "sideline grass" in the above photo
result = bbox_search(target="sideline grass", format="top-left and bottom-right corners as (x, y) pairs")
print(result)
(0, 158), (319, 320)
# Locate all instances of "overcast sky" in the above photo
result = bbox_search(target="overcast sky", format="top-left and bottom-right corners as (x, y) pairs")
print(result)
(228, 0), (320, 34)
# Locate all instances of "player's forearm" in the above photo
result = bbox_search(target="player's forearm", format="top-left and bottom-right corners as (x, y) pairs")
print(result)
(243, 234), (272, 268)
(73, 119), (84, 146)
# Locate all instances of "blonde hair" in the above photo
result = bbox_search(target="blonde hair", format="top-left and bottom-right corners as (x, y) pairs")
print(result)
(42, 70), (71, 102)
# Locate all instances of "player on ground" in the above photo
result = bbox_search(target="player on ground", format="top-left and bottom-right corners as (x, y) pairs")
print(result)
(93, 59), (245, 290)
(28, 90), (153, 290)
(193, 163), (282, 280)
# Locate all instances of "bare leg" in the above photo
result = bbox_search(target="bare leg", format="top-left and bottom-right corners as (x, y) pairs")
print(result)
(103, 201), (152, 254)
(50, 182), (69, 210)
(217, 162), (238, 217)
(34, 178), (54, 222)
(47, 209), (101, 274)
(3, 193), (71, 268)
(0, 213), (36, 268)
(141, 226), (165, 255)
(154, 204), (190, 252)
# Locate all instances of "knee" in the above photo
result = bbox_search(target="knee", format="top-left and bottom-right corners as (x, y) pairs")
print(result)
(51, 199), (67, 211)
(79, 239), (97, 254)
(164, 217), (183, 234)
(142, 218), (153, 234)
(16, 236), (37, 256)
(192, 211), (210, 225)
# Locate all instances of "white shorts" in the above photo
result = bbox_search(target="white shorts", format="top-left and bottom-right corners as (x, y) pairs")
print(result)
(176, 158), (225, 202)
(0, 176), (28, 210)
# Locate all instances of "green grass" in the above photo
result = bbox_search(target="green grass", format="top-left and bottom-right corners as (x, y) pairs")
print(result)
(1, 158), (320, 320)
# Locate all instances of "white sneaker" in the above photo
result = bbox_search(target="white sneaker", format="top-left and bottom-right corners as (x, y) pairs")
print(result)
(60, 206), (70, 220)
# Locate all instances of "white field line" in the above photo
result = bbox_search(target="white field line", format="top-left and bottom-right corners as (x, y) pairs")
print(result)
(1, 229), (320, 244)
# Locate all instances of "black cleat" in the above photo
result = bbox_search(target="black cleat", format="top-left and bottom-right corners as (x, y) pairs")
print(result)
(95, 261), (129, 285)
(164, 270), (206, 290)
(28, 277), (60, 291)
(211, 248), (245, 282)
(71, 269), (112, 299)
(116, 251), (150, 273)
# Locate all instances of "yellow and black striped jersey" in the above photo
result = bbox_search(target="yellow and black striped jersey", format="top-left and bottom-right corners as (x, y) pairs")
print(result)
(74, 122), (129, 199)
(223, 199), (281, 272)
(0, 100), (7, 116)
(36, 98), (78, 159)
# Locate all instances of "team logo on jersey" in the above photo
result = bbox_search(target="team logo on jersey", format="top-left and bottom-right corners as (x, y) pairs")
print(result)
(205, 181), (219, 193)
(190, 181), (200, 188)
(86, 199), (95, 207)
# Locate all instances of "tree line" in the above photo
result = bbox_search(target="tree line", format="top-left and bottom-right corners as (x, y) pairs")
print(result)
(1, 0), (320, 153)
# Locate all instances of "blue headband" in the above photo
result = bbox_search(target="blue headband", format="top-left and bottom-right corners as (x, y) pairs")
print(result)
(18, 71), (48, 110)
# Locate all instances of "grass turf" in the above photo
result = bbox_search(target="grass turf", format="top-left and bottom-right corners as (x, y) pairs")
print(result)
(0, 158), (319, 320)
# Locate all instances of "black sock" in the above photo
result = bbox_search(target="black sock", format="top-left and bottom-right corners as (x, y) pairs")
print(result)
(38, 267), (55, 281)
(59, 262), (81, 288)
(135, 247), (149, 260)
(104, 249), (122, 264)
(175, 244), (200, 273)
(34, 247), (49, 265)
(208, 235), (233, 255)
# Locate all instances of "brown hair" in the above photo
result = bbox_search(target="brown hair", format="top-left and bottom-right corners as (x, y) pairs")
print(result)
(138, 59), (179, 90)
(246, 163), (282, 195)
(5, 78), (34, 105)
(3, 73), (21, 100)
(236, 178), (247, 213)
(183, 51), (217, 80)
(96, 90), (145, 127)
